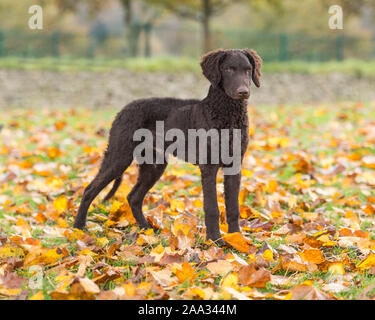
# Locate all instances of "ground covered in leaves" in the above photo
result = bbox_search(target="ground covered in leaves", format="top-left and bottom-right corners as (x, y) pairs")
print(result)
(1, 102), (375, 300)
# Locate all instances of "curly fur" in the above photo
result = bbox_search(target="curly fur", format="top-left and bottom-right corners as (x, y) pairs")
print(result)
(74, 48), (262, 245)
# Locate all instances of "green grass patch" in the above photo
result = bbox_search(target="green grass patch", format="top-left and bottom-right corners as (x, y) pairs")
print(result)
(1, 56), (375, 76)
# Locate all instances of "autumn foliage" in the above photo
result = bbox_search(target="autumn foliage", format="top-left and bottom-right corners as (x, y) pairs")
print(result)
(1, 102), (375, 300)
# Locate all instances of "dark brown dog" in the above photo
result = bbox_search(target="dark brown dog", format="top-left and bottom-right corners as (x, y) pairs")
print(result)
(74, 49), (262, 245)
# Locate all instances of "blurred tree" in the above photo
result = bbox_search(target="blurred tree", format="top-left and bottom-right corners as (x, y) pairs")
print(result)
(147, 0), (238, 53)
(120, 0), (137, 56)
(125, 1), (163, 57)
(148, 0), (280, 53)
(53, 0), (160, 56)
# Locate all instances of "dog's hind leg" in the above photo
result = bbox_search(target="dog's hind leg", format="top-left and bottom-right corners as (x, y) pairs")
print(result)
(73, 158), (132, 230)
(103, 176), (123, 202)
(127, 163), (167, 229)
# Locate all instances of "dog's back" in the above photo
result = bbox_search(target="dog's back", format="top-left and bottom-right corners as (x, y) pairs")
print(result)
(115, 97), (199, 129)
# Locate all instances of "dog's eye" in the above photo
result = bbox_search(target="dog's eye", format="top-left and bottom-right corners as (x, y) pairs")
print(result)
(226, 67), (235, 73)
(245, 69), (252, 75)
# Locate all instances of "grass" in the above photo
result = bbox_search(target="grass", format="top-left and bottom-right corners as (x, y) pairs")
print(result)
(1, 56), (375, 76)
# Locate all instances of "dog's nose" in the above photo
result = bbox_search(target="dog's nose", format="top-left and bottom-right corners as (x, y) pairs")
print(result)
(237, 87), (249, 98)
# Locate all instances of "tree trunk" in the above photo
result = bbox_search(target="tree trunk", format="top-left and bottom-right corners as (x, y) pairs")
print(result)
(144, 23), (152, 57)
(202, 0), (213, 53)
(122, 0), (132, 26)
(121, 0), (138, 56)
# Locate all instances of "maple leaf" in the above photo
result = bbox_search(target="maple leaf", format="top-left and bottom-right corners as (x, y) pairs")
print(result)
(175, 261), (196, 283)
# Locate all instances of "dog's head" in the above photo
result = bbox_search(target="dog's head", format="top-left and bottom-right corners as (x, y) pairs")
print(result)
(200, 48), (262, 101)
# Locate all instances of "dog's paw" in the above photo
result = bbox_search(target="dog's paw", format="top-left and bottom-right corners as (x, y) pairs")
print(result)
(206, 234), (225, 247)
(138, 222), (153, 230)
(73, 221), (86, 230)
(213, 239), (226, 247)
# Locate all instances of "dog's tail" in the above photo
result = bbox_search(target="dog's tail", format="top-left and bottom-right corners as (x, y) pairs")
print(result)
(103, 176), (123, 202)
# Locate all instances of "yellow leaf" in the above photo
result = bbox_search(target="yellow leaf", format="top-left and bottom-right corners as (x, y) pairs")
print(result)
(96, 237), (109, 248)
(328, 263), (345, 275)
(144, 228), (154, 236)
(109, 201), (135, 224)
(188, 287), (205, 299)
(104, 220), (116, 228)
(242, 169), (253, 177)
(221, 272), (239, 289)
(136, 236), (146, 246)
(16, 218), (30, 228)
(0, 287), (22, 296)
(122, 282), (136, 297)
(0, 244), (25, 259)
(24, 248), (65, 267)
(266, 180), (278, 194)
(53, 196), (68, 214)
(170, 199), (185, 212)
(55, 274), (75, 293)
(193, 199), (203, 208)
(173, 220), (192, 236)
(77, 249), (97, 257)
(288, 195), (297, 209)
(57, 218), (69, 228)
(110, 200), (122, 213)
(263, 249), (274, 262)
(150, 243), (164, 255)
(29, 291), (45, 300)
(358, 254), (375, 270)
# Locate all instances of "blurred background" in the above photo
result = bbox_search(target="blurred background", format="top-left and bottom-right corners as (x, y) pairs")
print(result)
(0, 0), (375, 107)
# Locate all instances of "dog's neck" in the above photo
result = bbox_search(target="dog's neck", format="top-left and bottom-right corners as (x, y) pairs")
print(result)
(202, 85), (248, 125)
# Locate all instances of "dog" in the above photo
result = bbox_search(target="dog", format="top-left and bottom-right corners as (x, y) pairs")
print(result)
(73, 48), (262, 245)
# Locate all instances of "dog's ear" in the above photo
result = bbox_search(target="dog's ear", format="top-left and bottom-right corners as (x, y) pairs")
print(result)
(200, 49), (227, 87)
(242, 49), (262, 88)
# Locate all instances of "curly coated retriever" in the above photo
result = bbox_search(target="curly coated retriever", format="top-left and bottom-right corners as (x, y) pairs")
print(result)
(74, 48), (262, 245)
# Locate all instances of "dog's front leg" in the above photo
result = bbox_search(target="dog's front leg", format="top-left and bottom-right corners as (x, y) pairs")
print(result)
(224, 173), (241, 233)
(200, 165), (223, 244)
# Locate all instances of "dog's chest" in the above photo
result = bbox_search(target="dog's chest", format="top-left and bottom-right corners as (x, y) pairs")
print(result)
(208, 104), (248, 131)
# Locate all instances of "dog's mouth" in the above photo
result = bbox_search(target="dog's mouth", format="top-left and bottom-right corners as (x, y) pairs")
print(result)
(233, 93), (250, 100)
(223, 87), (250, 101)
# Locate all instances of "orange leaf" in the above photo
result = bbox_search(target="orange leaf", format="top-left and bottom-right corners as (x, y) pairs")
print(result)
(299, 249), (325, 264)
(175, 261), (196, 283)
(222, 232), (252, 253)
(364, 204), (375, 216)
